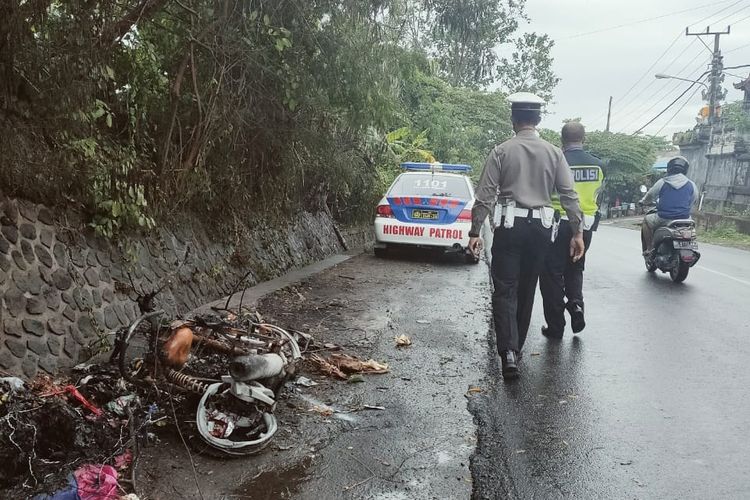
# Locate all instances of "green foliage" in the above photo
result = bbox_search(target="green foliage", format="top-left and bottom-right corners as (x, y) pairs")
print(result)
(584, 132), (663, 203)
(538, 128), (561, 146)
(423, 0), (526, 87)
(496, 33), (560, 103)
(723, 101), (750, 134)
(402, 70), (512, 176)
(0, 0), (556, 235)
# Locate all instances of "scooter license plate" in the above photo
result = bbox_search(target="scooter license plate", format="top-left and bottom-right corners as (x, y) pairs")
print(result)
(673, 240), (697, 249)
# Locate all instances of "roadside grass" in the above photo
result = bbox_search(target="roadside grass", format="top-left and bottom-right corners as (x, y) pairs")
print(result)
(698, 222), (750, 251)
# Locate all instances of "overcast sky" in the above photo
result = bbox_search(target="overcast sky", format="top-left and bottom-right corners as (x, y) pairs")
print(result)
(512, 0), (750, 138)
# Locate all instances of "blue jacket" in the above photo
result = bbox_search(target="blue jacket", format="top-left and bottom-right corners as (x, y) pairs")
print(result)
(640, 173), (698, 220)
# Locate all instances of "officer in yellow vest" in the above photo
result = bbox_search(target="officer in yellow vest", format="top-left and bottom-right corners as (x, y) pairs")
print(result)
(539, 122), (604, 339)
(470, 93), (585, 379)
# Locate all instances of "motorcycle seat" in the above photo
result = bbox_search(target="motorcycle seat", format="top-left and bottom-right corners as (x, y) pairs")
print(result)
(666, 219), (695, 228)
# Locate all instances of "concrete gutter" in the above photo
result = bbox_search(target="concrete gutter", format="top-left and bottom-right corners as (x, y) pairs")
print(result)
(192, 253), (356, 315)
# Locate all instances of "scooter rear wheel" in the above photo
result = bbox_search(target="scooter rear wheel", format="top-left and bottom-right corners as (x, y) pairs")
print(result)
(644, 257), (656, 273)
(670, 261), (690, 283)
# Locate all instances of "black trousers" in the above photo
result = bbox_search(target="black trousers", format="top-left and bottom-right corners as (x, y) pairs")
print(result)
(491, 218), (552, 354)
(539, 220), (593, 336)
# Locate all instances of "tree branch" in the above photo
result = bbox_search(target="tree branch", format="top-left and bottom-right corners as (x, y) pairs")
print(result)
(104, 0), (171, 44)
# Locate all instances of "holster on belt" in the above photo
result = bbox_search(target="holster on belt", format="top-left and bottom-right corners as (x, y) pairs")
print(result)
(502, 200), (516, 229)
(591, 211), (601, 231)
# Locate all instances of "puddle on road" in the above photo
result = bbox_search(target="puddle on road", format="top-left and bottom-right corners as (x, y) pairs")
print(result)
(231, 456), (313, 500)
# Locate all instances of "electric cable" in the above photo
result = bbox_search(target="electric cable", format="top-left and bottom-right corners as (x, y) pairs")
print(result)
(564, 0), (736, 39)
(613, 39), (700, 122)
(711, 2), (749, 26)
(615, 48), (709, 130)
(653, 83), (705, 136)
(689, 0), (746, 27)
(618, 65), (709, 133)
(724, 41), (750, 54)
(632, 76), (709, 134)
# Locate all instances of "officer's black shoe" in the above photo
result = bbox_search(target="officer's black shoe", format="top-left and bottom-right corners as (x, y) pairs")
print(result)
(541, 325), (563, 340)
(500, 351), (519, 379)
(570, 306), (586, 334)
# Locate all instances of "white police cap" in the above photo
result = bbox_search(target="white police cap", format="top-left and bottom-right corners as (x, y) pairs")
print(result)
(507, 92), (545, 111)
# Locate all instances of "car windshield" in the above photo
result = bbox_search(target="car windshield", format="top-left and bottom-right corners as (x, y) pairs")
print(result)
(388, 174), (470, 198)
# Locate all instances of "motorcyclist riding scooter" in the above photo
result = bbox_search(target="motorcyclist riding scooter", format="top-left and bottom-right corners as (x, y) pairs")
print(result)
(639, 156), (701, 282)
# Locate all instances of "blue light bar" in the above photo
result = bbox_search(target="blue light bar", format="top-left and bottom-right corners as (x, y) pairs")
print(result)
(400, 162), (472, 173)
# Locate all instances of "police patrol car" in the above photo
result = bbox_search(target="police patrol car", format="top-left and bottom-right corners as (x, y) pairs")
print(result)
(373, 162), (479, 263)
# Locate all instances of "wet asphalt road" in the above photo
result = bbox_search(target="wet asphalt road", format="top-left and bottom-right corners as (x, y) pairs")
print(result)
(471, 223), (750, 499)
(142, 224), (750, 499)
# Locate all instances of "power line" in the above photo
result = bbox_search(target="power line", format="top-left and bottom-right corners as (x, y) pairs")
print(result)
(614, 39), (699, 115)
(726, 41), (750, 53)
(618, 63), (709, 133)
(653, 83), (704, 136)
(689, 0), (746, 27)
(632, 76), (709, 134)
(614, 46), (708, 128)
(610, 34), (684, 110)
(564, 0), (736, 39)
(729, 12), (750, 25)
(711, 2), (749, 25)
(588, 1), (744, 130)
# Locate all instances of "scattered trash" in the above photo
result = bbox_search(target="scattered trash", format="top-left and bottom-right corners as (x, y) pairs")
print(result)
(295, 376), (319, 387)
(362, 405), (386, 411)
(530, 352), (541, 356)
(114, 450), (133, 471)
(206, 410), (237, 438)
(516, 449), (526, 454)
(347, 374), (365, 384)
(309, 354), (347, 380)
(620, 460), (633, 466)
(72, 363), (96, 372)
(74, 464), (120, 499)
(394, 335), (412, 347)
(467, 387), (482, 394)
(0, 376), (24, 392)
(310, 405), (334, 417)
(42, 384), (103, 417)
(416, 320), (430, 324)
(106, 394), (140, 417)
(328, 354), (389, 374)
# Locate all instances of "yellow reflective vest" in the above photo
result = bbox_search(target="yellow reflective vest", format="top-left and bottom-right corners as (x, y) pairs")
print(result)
(551, 165), (604, 218)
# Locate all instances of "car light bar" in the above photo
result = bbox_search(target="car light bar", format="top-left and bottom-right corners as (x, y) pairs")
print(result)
(400, 162), (472, 173)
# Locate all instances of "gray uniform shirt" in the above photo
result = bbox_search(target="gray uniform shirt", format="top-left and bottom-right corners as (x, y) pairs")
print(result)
(471, 129), (584, 235)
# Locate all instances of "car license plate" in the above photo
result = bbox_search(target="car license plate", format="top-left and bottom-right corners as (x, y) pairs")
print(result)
(673, 240), (696, 249)
(412, 209), (438, 220)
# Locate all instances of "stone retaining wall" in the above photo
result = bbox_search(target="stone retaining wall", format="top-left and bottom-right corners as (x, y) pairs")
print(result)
(0, 196), (352, 378)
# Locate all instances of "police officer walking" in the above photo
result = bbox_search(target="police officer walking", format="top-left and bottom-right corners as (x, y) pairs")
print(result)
(540, 122), (605, 339)
(468, 93), (585, 380)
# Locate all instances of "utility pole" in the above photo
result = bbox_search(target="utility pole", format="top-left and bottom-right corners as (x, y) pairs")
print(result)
(605, 96), (612, 132)
(686, 26), (730, 124)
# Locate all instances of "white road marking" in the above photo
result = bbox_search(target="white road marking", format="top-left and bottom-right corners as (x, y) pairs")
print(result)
(695, 266), (750, 287)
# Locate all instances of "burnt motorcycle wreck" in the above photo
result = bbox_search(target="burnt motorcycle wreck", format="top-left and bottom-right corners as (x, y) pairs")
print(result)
(111, 307), (307, 456)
